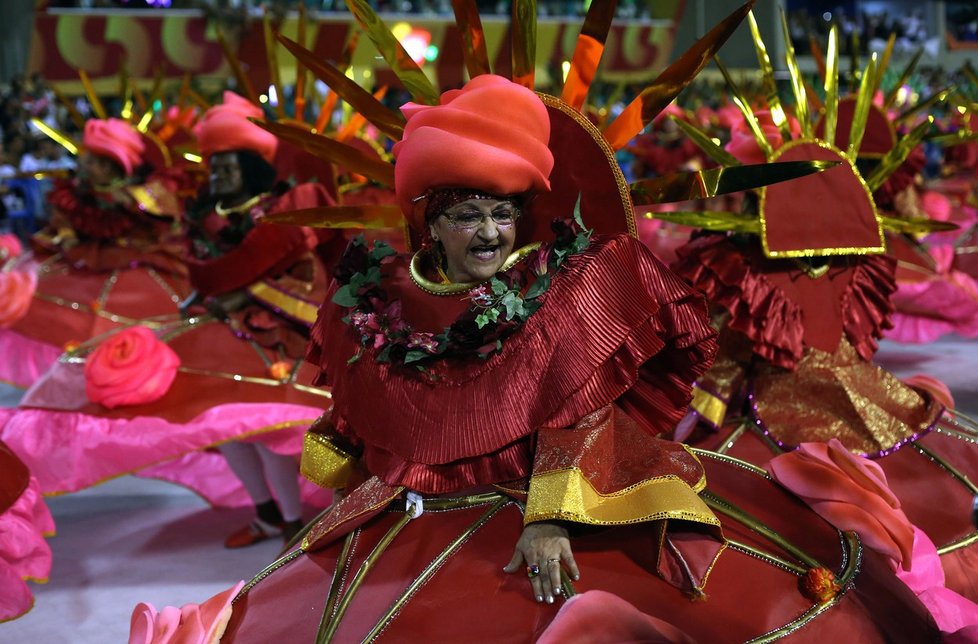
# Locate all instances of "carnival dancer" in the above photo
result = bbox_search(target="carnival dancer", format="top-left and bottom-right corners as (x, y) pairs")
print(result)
(1, 94), (335, 547)
(0, 117), (190, 392)
(134, 52), (949, 639)
(668, 22), (978, 620)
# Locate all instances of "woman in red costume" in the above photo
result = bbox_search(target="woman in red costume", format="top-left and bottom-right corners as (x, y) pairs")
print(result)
(0, 118), (189, 391)
(1, 94), (334, 546)
(127, 74), (952, 643)
(668, 27), (978, 627)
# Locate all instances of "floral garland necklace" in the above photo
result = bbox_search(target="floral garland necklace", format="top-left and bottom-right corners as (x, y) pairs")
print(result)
(332, 203), (592, 370)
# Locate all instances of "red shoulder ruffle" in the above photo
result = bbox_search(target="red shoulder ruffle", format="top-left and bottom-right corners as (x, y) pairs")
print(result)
(672, 235), (805, 369)
(840, 253), (896, 362)
(306, 234), (717, 493)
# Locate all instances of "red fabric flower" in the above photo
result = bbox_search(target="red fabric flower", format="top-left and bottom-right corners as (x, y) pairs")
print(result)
(85, 326), (180, 409)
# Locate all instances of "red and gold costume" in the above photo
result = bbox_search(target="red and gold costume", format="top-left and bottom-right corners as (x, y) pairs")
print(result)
(214, 67), (938, 642)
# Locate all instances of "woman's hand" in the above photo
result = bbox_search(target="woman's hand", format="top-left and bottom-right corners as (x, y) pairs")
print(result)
(503, 521), (580, 604)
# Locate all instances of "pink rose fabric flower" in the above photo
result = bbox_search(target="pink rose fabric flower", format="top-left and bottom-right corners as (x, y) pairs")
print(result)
(0, 234), (23, 261)
(0, 270), (36, 328)
(724, 109), (802, 165)
(537, 590), (695, 643)
(766, 438), (915, 570)
(129, 581), (244, 644)
(84, 326), (181, 409)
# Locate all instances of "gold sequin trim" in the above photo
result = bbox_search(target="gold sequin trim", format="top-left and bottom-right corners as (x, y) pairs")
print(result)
(300, 432), (359, 489)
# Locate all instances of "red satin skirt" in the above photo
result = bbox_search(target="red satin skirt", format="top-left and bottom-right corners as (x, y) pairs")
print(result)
(221, 452), (936, 642)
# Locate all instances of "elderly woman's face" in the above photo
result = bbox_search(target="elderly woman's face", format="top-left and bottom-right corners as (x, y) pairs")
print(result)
(429, 198), (519, 283)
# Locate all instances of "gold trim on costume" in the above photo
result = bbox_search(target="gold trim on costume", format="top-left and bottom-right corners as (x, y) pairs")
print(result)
(759, 138), (885, 258)
(537, 93), (637, 239)
(691, 385), (728, 428)
(215, 193), (268, 217)
(300, 432), (359, 489)
(408, 242), (541, 296)
(523, 466), (719, 527)
(246, 280), (320, 325)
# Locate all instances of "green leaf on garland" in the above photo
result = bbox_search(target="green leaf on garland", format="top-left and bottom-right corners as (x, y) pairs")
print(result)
(501, 291), (525, 320)
(404, 349), (429, 363)
(475, 307), (500, 329)
(332, 284), (360, 307)
(346, 348), (363, 365)
(490, 276), (508, 296)
(370, 242), (396, 260)
(524, 273), (551, 300)
(376, 345), (392, 363)
(572, 192), (585, 230)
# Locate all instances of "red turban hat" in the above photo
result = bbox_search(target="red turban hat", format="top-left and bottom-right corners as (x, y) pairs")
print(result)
(83, 118), (146, 176)
(392, 75), (553, 230)
(195, 91), (278, 164)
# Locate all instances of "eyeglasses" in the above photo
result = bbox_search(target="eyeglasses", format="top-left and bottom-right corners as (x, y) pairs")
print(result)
(441, 206), (520, 232)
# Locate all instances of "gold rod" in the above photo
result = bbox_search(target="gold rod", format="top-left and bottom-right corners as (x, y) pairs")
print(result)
(316, 529), (357, 641)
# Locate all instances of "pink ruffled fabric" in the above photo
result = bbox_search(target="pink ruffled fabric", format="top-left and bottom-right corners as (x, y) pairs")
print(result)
(897, 527), (978, 638)
(901, 374), (955, 409)
(129, 580), (245, 644)
(0, 475), (54, 622)
(536, 590), (695, 643)
(0, 331), (61, 390)
(0, 234), (22, 261)
(1, 400), (319, 507)
(888, 245), (978, 343)
(767, 439), (914, 569)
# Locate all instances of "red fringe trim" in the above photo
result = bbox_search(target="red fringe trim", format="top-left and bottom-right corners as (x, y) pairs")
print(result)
(307, 234), (717, 493)
(673, 236), (896, 369)
(840, 254), (897, 362)
(673, 236), (805, 370)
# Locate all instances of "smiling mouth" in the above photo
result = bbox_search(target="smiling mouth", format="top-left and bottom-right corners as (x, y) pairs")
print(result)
(469, 244), (500, 261)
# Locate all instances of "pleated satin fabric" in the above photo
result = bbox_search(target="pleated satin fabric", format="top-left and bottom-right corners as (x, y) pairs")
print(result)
(307, 234), (717, 494)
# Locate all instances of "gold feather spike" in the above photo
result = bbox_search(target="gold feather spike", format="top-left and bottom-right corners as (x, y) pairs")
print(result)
(846, 53), (877, 162)
(602, 1), (754, 150)
(263, 12), (287, 121)
(643, 210), (761, 234)
(30, 118), (78, 155)
(880, 214), (958, 234)
(747, 10), (791, 140)
(670, 117), (742, 167)
(119, 64), (134, 120)
(344, 0), (440, 106)
(865, 116), (933, 191)
(876, 33), (897, 93)
(131, 79), (148, 116)
(822, 25), (839, 146)
(451, 0), (491, 79)
(279, 35), (405, 141)
(216, 27), (260, 106)
(336, 86), (389, 143)
(714, 56), (773, 159)
(78, 69), (107, 120)
(779, 7), (809, 137)
(511, 0), (538, 89)
(630, 160), (837, 205)
(261, 204), (403, 229)
(254, 119), (396, 186)
(927, 130), (978, 147)
(895, 87), (954, 124)
(561, 0), (618, 110)
(883, 48), (923, 109)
